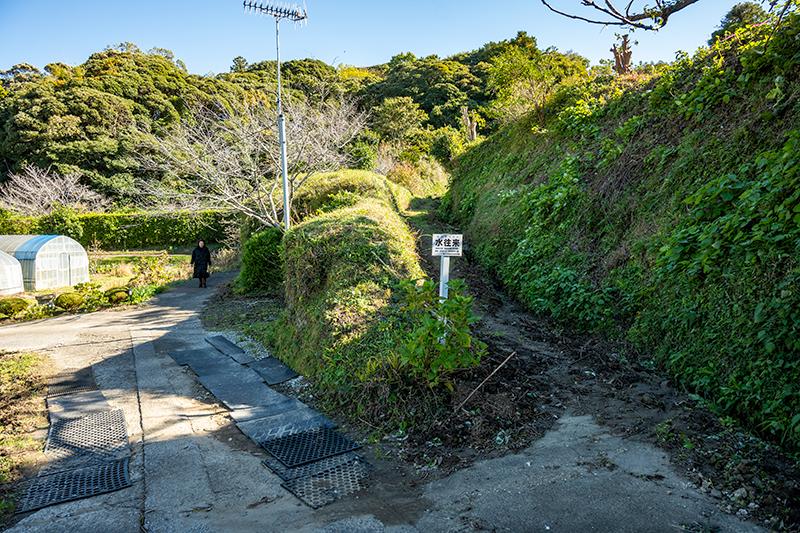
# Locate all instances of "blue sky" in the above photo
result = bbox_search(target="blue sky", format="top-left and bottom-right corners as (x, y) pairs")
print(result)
(1, 1), (739, 75)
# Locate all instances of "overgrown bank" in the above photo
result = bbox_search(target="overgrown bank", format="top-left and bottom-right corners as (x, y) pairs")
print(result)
(444, 15), (800, 449)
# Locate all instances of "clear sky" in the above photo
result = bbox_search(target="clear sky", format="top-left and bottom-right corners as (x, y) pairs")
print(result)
(0, 0), (739, 75)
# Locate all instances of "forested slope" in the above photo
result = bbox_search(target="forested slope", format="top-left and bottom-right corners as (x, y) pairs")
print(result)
(444, 15), (800, 449)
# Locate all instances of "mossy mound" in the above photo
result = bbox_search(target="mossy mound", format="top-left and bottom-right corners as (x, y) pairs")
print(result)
(54, 292), (84, 310)
(104, 286), (130, 304)
(0, 298), (30, 316)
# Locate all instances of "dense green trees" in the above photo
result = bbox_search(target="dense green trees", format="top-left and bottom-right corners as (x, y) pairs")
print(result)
(0, 33), (590, 209)
(0, 47), (243, 198)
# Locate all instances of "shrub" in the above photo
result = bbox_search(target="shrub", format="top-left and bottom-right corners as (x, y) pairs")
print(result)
(238, 228), (283, 293)
(54, 293), (84, 310)
(398, 278), (486, 388)
(0, 298), (30, 317)
(104, 287), (130, 304)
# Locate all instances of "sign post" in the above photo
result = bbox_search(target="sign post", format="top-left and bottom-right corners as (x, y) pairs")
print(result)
(431, 234), (463, 300)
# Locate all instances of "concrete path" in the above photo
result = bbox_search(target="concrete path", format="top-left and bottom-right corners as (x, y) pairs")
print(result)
(0, 274), (771, 533)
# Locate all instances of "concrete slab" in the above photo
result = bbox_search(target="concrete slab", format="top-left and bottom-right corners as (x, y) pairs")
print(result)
(413, 415), (770, 533)
(229, 398), (307, 422)
(204, 381), (288, 411)
(183, 351), (243, 377)
(196, 368), (264, 391)
(205, 336), (254, 364)
(168, 348), (214, 366)
(46, 391), (111, 422)
(237, 410), (335, 442)
(247, 356), (299, 385)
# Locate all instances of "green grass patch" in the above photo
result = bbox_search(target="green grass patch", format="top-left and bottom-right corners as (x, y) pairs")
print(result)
(0, 350), (51, 519)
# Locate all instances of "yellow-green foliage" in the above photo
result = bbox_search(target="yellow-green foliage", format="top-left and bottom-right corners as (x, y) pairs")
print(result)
(0, 210), (227, 249)
(0, 298), (30, 317)
(294, 170), (414, 216)
(104, 287), (130, 304)
(276, 195), (424, 381)
(54, 293), (84, 310)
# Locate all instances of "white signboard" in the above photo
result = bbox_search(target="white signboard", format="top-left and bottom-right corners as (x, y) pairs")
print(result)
(432, 234), (463, 257)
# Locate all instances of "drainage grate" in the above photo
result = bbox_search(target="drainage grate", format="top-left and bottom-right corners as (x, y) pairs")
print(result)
(263, 450), (362, 481)
(17, 457), (131, 514)
(41, 409), (130, 476)
(260, 427), (361, 468)
(47, 368), (98, 398)
(280, 454), (373, 508)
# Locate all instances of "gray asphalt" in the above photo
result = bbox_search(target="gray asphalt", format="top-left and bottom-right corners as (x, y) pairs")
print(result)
(0, 273), (771, 533)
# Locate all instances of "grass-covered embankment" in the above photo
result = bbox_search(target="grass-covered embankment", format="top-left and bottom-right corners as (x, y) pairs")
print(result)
(269, 170), (438, 422)
(444, 16), (800, 449)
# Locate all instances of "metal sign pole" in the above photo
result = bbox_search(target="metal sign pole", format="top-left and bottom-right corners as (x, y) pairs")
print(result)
(439, 256), (450, 300)
(432, 234), (462, 301)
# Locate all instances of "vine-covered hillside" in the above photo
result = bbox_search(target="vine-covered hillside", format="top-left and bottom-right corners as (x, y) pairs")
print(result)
(444, 15), (800, 449)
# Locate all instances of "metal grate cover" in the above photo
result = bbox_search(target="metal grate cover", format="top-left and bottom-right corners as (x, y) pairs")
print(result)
(280, 455), (373, 508)
(17, 457), (131, 514)
(260, 427), (361, 468)
(47, 368), (98, 398)
(41, 409), (130, 476)
(263, 450), (362, 481)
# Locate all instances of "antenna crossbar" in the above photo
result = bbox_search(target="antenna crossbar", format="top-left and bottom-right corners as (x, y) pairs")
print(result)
(243, 0), (307, 22)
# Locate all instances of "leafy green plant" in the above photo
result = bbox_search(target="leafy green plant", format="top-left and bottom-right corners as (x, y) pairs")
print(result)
(398, 278), (486, 388)
(238, 228), (283, 293)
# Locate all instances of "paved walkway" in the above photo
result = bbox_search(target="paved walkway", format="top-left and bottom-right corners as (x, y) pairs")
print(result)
(0, 274), (771, 533)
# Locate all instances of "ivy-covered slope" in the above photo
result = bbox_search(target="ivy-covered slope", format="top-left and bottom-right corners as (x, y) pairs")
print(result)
(444, 16), (800, 450)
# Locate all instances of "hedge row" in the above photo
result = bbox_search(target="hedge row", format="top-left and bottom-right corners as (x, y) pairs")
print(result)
(0, 210), (229, 249)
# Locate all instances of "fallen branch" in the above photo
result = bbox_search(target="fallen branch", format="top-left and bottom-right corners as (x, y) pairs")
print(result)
(454, 351), (516, 413)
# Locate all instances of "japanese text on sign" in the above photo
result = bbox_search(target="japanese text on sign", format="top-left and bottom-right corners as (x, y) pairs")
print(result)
(432, 234), (463, 257)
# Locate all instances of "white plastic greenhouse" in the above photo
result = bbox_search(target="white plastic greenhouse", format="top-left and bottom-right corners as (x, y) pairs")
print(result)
(0, 250), (24, 295)
(0, 235), (90, 292)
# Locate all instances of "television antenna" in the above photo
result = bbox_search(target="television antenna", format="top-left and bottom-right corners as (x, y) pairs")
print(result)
(243, 1), (308, 230)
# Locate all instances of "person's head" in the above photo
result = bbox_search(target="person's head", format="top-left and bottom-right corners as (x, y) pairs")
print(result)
(198, 240), (205, 248)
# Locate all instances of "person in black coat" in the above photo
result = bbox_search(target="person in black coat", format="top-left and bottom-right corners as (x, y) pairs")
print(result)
(191, 240), (212, 288)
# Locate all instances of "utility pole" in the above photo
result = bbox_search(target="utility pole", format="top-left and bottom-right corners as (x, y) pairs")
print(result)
(243, 1), (307, 231)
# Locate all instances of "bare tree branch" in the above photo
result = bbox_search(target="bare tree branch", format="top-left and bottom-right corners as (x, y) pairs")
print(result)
(0, 164), (109, 216)
(132, 91), (368, 230)
(540, 0), (702, 30)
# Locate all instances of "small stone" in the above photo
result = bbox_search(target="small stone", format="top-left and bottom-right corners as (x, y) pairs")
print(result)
(738, 509), (748, 516)
(710, 489), (723, 499)
(732, 487), (748, 500)
(748, 502), (759, 509)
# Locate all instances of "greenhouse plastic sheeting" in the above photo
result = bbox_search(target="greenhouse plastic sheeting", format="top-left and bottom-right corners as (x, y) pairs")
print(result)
(0, 235), (90, 291)
(0, 250), (24, 295)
